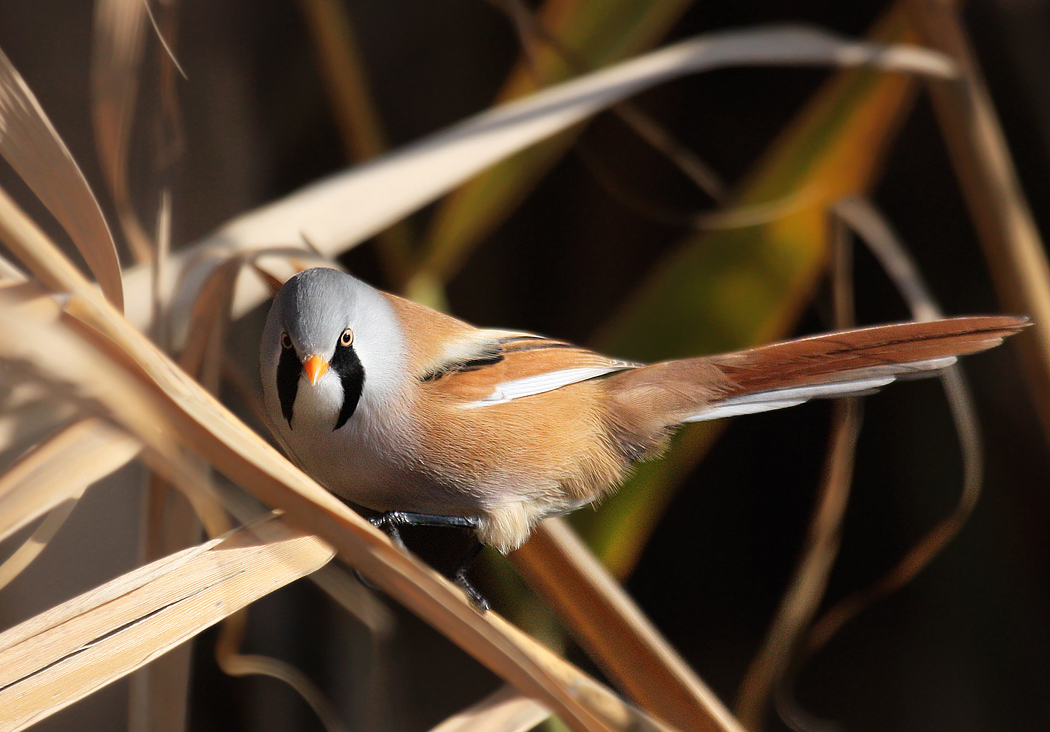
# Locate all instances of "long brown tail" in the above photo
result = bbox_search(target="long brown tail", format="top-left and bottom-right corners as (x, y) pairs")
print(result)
(605, 315), (1028, 430)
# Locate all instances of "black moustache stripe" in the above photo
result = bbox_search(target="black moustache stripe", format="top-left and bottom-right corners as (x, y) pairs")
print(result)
(276, 346), (300, 427)
(332, 342), (365, 430)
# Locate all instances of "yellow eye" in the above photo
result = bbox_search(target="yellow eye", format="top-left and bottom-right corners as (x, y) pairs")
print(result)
(339, 328), (354, 347)
(280, 332), (293, 350)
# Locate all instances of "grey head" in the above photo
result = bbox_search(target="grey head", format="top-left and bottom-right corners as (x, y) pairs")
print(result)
(260, 268), (406, 433)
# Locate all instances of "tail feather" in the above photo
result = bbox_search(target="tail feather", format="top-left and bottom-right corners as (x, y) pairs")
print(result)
(604, 315), (1028, 436)
(683, 357), (956, 423)
(706, 316), (1025, 399)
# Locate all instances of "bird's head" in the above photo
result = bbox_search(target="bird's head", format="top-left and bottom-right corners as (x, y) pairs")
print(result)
(260, 267), (405, 432)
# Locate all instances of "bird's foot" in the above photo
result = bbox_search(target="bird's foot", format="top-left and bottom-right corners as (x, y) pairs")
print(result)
(365, 511), (489, 612)
(453, 570), (490, 613)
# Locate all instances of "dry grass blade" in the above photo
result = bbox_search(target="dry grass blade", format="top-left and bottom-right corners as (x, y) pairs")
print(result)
(786, 197), (986, 672)
(575, 4), (927, 575)
(0, 415), (138, 614)
(213, 483), (396, 636)
(0, 45), (123, 310)
(737, 401), (862, 732)
(513, 519), (745, 732)
(0, 517), (334, 732)
(215, 611), (349, 732)
(179, 255), (244, 394)
(183, 253), (340, 732)
(0, 418), (140, 545)
(297, 0), (414, 284)
(0, 191), (671, 732)
(91, 0), (150, 263)
(0, 502), (77, 589)
(0, 251), (26, 281)
(0, 393), (76, 467)
(422, 0), (722, 283)
(120, 25), (957, 334)
(298, 0), (387, 162)
(735, 214), (862, 730)
(428, 684), (550, 732)
(0, 286), (89, 463)
(906, 0), (1050, 438)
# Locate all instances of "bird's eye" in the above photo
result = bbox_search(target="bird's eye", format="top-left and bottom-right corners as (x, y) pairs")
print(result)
(280, 332), (293, 350)
(339, 328), (354, 347)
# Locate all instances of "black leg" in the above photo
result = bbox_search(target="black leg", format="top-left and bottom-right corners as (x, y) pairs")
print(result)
(452, 538), (488, 612)
(369, 511), (481, 533)
(366, 511), (490, 611)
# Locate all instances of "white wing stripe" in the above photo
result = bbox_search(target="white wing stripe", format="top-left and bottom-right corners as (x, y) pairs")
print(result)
(462, 366), (628, 408)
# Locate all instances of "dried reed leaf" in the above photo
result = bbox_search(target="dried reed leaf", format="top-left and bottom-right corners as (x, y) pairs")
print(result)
(0, 518), (334, 732)
(91, 0), (151, 263)
(0, 500), (79, 590)
(0, 418), (140, 545)
(0, 291), (73, 467)
(150, 187), (173, 349)
(0, 208), (226, 547)
(212, 480), (397, 637)
(0, 188), (106, 305)
(0, 193), (670, 732)
(0, 284), (89, 461)
(0, 45), (123, 309)
(833, 197), (939, 320)
(91, 0), (147, 193)
(179, 255), (244, 393)
(792, 196), (986, 671)
(181, 253), (325, 731)
(429, 684), (550, 732)
(513, 519), (745, 732)
(0, 251), (26, 282)
(0, 387), (75, 464)
(906, 0), (1050, 440)
(297, 0), (414, 284)
(119, 26), (957, 334)
(216, 619), (349, 732)
(298, 0), (387, 164)
(735, 217), (861, 728)
(737, 400), (862, 732)
(422, 0), (698, 281)
(132, 475), (216, 732)
(576, 6), (927, 577)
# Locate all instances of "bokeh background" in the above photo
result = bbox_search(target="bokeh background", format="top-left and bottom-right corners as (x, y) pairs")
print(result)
(1, 1), (1049, 731)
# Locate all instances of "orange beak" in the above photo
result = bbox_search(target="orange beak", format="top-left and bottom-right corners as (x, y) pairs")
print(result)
(302, 354), (330, 386)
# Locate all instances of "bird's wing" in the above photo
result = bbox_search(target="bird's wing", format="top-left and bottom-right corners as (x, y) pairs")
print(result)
(421, 330), (637, 406)
(382, 291), (637, 405)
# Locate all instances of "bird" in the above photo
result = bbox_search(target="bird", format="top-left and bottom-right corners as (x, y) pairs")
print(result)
(260, 267), (1026, 574)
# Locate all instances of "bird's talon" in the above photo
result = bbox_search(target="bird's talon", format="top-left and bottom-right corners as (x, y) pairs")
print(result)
(455, 573), (490, 613)
(353, 568), (379, 591)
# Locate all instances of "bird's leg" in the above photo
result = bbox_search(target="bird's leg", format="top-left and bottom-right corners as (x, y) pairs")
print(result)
(369, 511), (480, 550)
(368, 511), (489, 611)
(370, 510), (481, 532)
(452, 537), (488, 612)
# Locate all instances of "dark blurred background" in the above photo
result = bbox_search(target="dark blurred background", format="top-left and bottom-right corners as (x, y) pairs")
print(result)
(1, 1), (1048, 731)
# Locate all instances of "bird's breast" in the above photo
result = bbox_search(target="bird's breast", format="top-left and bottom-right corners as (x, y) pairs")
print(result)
(281, 378), (441, 512)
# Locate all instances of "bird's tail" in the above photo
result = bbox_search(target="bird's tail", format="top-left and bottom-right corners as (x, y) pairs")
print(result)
(602, 315), (1028, 451)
